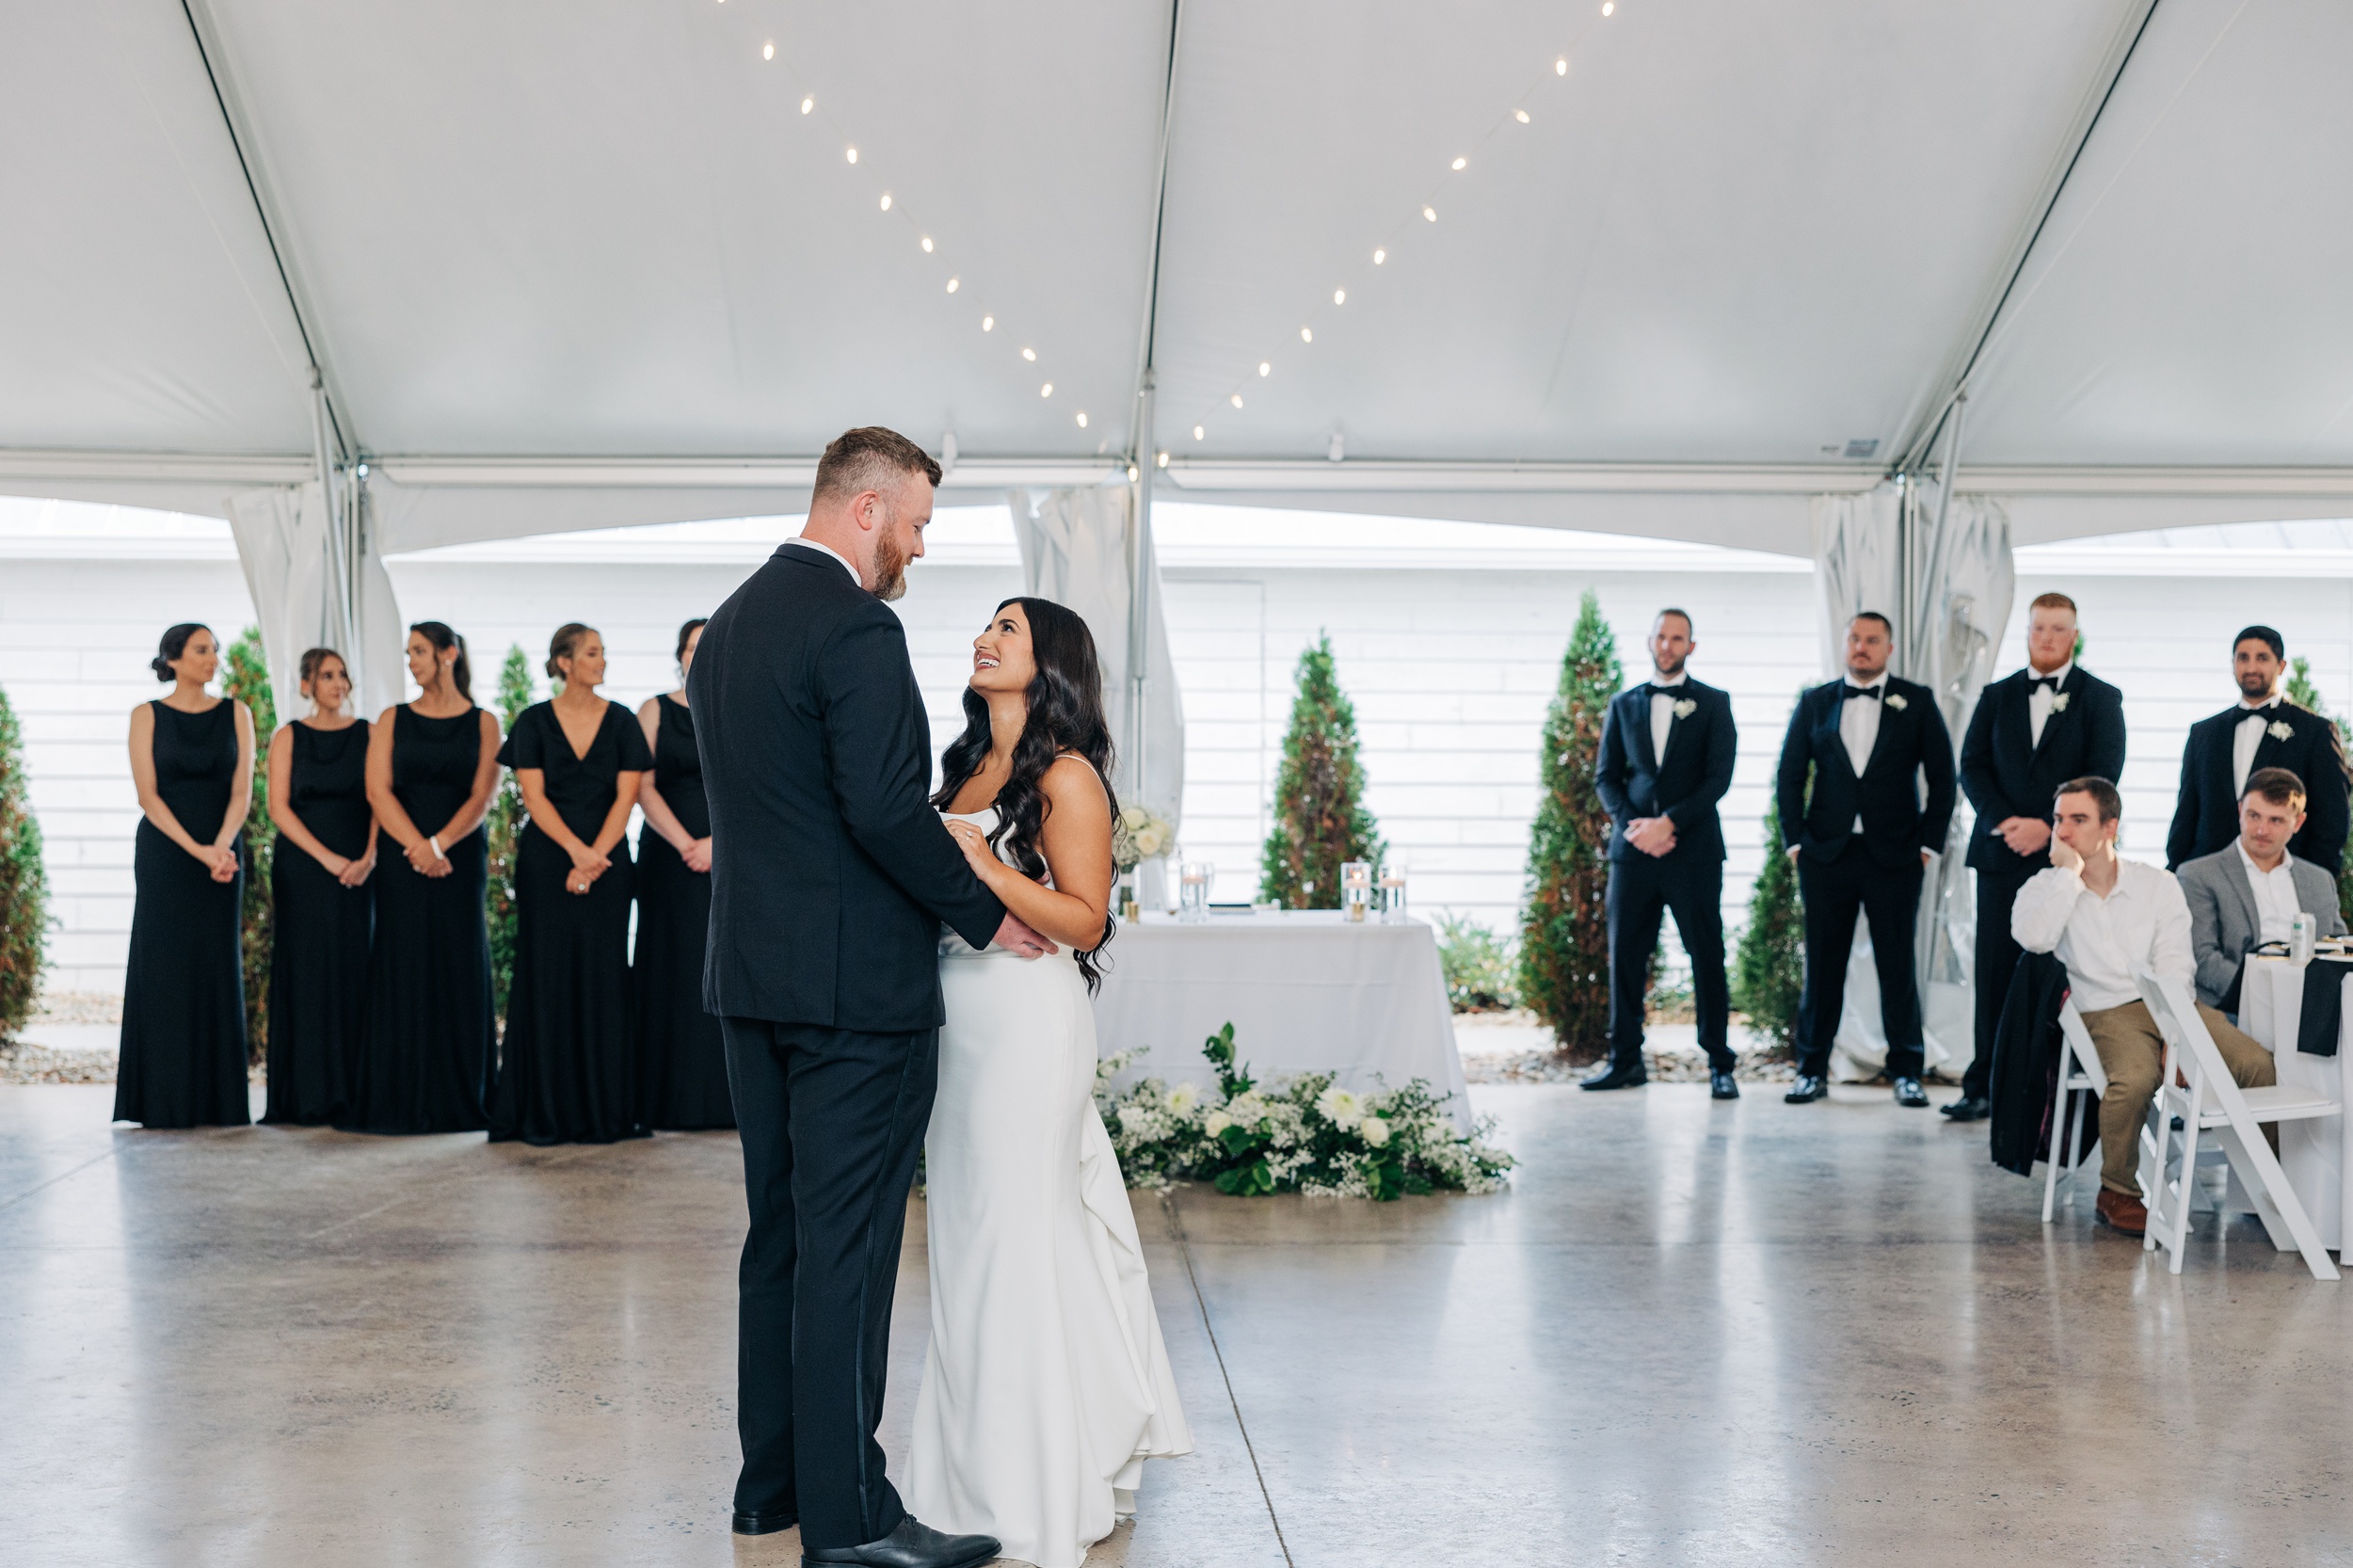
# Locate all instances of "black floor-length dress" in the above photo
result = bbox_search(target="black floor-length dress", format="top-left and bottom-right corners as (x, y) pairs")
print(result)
(116, 699), (251, 1128)
(633, 695), (734, 1129)
(342, 706), (493, 1134)
(489, 699), (652, 1145)
(262, 721), (373, 1126)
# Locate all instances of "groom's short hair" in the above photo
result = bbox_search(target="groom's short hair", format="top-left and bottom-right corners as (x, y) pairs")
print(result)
(813, 426), (943, 503)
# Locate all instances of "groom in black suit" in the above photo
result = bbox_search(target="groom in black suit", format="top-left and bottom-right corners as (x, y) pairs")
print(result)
(1774, 611), (1957, 1107)
(692, 427), (1050, 1568)
(1945, 591), (2125, 1121)
(1587, 608), (1739, 1096)
(2166, 624), (2351, 875)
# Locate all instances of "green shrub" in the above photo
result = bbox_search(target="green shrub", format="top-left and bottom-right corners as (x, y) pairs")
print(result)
(221, 628), (276, 1063)
(0, 686), (49, 1039)
(486, 646), (536, 1021)
(1259, 633), (1384, 907)
(1518, 592), (1619, 1063)
(1434, 913), (1517, 1012)
(1732, 794), (1804, 1051)
(2283, 656), (2353, 926)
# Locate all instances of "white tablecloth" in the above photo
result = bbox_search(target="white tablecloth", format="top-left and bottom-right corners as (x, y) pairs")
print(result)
(1090, 911), (1472, 1127)
(2233, 957), (2353, 1250)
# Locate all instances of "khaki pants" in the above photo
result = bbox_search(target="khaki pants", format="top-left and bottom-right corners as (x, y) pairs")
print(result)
(2078, 1000), (2276, 1197)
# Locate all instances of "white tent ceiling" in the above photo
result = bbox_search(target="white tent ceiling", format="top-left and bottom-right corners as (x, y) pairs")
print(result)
(5, 0), (2351, 555)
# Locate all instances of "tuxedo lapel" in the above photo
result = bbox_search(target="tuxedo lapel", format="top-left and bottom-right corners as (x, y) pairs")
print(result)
(2218, 855), (2260, 944)
(1994, 673), (2035, 764)
(1626, 690), (1658, 773)
(1815, 686), (1857, 781)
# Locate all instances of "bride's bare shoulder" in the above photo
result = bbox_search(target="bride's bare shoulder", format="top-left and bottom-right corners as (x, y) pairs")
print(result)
(1040, 752), (1109, 810)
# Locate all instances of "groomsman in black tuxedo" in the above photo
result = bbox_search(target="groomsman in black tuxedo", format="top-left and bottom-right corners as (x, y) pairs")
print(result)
(1587, 609), (1739, 1097)
(2166, 624), (2352, 874)
(1943, 592), (2125, 1122)
(1774, 612), (1957, 1107)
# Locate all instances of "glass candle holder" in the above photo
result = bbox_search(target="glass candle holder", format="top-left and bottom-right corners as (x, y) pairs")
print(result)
(1341, 859), (1374, 923)
(1378, 865), (1408, 924)
(1179, 860), (1215, 923)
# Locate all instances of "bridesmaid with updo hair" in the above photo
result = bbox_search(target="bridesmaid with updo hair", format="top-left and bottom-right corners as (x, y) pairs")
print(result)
(633, 616), (732, 1128)
(118, 623), (256, 1128)
(261, 648), (376, 1126)
(490, 622), (652, 1144)
(344, 621), (502, 1134)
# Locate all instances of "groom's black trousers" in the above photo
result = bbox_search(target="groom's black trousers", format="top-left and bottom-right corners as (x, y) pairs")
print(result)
(722, 1016), (937, 1551)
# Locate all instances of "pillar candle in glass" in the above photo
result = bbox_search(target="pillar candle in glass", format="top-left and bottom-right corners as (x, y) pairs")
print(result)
(1378, 861), (1408, 924)
(1341, 859), (1373, 923)
(1179, 860), (1215, 924)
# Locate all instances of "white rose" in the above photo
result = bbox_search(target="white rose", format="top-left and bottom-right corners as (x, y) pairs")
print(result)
(1202, 1110), (1234, 1138)
(1116, 1105), (1150, 1135)
(1359, 1115), (1391, 1148)
(1135, 824), (1166, 857)
(1165, 1083), (1199, 1116)
(1884, 692), (1908, 711)
(1226, 1093), (1267, 1125)
(1314, 1085), (1365, 1129)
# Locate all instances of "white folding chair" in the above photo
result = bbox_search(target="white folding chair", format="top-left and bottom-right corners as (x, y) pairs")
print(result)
(2042, 998), (2111, 1222)
(2137, 973), (2343, 1281)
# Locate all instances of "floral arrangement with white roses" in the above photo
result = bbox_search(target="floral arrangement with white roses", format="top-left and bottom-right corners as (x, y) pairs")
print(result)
(1112, 805), (1176, 872)
(1095, 1023), (1514, 1200)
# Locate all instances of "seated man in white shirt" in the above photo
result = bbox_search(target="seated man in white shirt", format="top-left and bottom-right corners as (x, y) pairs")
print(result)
(2178, 767), (2349, 1012)
(2011, 776), (2277, 1237)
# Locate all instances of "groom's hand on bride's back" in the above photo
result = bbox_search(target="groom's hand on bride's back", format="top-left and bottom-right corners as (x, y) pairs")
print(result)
(993, 911), (1058, 960)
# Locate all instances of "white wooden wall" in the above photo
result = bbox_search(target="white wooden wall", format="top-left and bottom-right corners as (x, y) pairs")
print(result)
(7, 496), (2350, 994)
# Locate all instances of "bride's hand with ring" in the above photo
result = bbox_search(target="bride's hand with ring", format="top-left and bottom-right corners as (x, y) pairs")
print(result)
(946, 819), (1002, 883)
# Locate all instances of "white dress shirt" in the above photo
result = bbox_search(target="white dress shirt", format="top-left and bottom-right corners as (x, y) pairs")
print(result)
(786, 535), (860, 583)
(1648, 669), (1687, 765)
(2010, 856), (2194, 1014)
(2025, 659), (2073, 748)
(2237, 840), (2301, 944)
(2233, 693), (2283, 797)
(1839, 670), (1888, 834)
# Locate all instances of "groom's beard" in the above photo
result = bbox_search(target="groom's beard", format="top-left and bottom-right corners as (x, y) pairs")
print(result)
(870, 530), (909, 602)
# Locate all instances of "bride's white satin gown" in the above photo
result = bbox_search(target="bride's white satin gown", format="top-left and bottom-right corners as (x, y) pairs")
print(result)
(908, 806), (1192, 1568)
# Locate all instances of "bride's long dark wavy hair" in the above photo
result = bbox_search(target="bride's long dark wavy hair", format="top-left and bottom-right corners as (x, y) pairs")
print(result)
(932, 597), (1120, 992)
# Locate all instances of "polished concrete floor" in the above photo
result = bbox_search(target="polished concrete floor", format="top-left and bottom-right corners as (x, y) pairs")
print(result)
(4, 1080), (2350, 1567)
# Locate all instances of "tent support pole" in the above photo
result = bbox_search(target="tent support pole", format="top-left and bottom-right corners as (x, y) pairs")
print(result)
(1124, 0), (1183, 813)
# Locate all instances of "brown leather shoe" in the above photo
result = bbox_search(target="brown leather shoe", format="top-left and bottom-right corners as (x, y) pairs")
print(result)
(2094, 1189), (2148, 1236)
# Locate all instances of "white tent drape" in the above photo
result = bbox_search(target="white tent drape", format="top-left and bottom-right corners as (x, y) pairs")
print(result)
(1809, 486), (2014, 1081)
(1007, 486), (1185, 834)
(226, 480), (406, 728)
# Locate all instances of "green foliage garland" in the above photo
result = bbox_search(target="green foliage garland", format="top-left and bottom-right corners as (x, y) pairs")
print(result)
(1259, 633), (1384, 907)
(1733, 794), (1805, 1050)
(1096, 1023), (1513, 1199)
(486, 646), (536, 1021)
(0, 686), (49, 1039)
(222, 628), (276, 1063)
(1517, 591), (1620, 1062)
(2283, 656), (2353, 924)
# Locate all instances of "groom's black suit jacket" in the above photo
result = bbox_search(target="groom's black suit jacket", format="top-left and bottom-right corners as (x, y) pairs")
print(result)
(1958, 665), (2126, 875)
(1774, 675), (1957, 868)
(690, 544), (1005, 1032)
(1593, 677), (1737, 863)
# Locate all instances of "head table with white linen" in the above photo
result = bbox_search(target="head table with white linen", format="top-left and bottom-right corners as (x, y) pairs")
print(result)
(1090, 910), (1473, 1128)
(2232, 955), (2353, 1251)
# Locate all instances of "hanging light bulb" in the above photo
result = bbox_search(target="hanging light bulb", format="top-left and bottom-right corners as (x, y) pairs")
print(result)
(1040, 382), (1053, 397)
(1193, 424), (1206, 440)
(1157, 451), (1169, 468)
(1373, 248), (1386, 264)
(1334, 287), (1346, 304)
(1076, 411), (1089, 428)
(1021, 347), (1036, 361)
(1557, 56), (1569, 73)
(1300, 327), (1312, 343)
(1451, 156), (1467, 170)
(1257, 361), (1271, 377)
(1514, 108), (1530, 123)
(801, 96), (813, 114)
(762, 41), (775, 59)
(1422, 206), (1437, 222)
(982, 314), (994, 330)
(1601, 2), (1613, 14)
(946, 277), (960, 293)
(846, 147), (858, 164)
(920, 236), (933, 252)
(879, 193), (892, 211)
(1230, 393), (1243, 408)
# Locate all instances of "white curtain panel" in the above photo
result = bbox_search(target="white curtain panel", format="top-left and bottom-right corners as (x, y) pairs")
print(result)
(1007, 486), (1186, 838)
(1806, 487), (2014, 1080)
(226, 480), (406, 727)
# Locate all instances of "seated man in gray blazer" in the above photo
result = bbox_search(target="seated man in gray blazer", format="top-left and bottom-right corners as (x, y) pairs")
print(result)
(2179, 766), (2348, 1011)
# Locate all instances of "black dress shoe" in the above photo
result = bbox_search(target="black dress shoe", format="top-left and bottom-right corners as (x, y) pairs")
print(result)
(1578, 1060), (1648, 1091)
(803, 1516), (1000, 1568)
(734, 1509), (799, 1536)
(1939, 1095), (1991, 1122)
(1893, 1076), (1930, 1108)
(1709, 1070), (1739, 1100)
(1784, 1074), (1828, 1103)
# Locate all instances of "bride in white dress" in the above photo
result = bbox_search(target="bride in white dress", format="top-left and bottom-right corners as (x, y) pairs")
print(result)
(908, 597), (1191, 1568)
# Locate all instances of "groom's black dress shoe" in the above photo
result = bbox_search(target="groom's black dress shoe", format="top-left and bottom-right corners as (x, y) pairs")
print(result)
(1893, 1076), (1931, 1109)
(1940, 1094), (1991, 1122)
(735, 1510), (799, 1536)
(803, 1516), (1000, 1568)
(1784, 1074), (1829, 1103)
(1709, 1070), (1739, 1100)
(1579, 1060), (1647, 1091)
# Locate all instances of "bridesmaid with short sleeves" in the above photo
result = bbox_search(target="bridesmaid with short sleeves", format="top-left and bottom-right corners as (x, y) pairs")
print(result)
(489, 623), (653, 1145)
(117, 623), (255, 1129)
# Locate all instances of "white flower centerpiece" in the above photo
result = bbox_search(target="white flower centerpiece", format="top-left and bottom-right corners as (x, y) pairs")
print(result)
(1095, 1023), (1514, 1200)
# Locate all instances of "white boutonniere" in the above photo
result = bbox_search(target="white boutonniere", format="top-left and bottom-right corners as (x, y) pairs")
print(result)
(2049, 693), (2071, 712)
(1673, 698), (1698, 720)
(2270, 719), (2295, 742)
(1884, 692), (1908, 712)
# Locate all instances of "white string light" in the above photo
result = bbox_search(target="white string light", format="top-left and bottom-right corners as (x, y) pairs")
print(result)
(1021, 347), (1036, 361)
(762, 42), (775, 60)
(1185, 8), (1624, 441)
(947, 278), (960, 293)
(1040, 383), (1053, 398)
(1077, 412), (1089, 427)
(801, 96), (813, 114)
(879, 193), (891, 211)
(982, 315), (994, 331)
(920, 236), (933, 252)
(845, 147), (857, 164)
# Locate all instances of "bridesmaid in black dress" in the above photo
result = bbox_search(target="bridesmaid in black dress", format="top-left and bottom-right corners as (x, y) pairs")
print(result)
(490, 623), (652, 1145)
(117, 623), (256, 1128)
(634, 618), (734, 1129)
(343, 622), (502, 1134)
(261, 648), (376, 1126)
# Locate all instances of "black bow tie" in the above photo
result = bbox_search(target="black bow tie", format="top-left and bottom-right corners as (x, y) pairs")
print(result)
(2030, 675), (2060, 692)
(1843, 684), (1881, 701)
